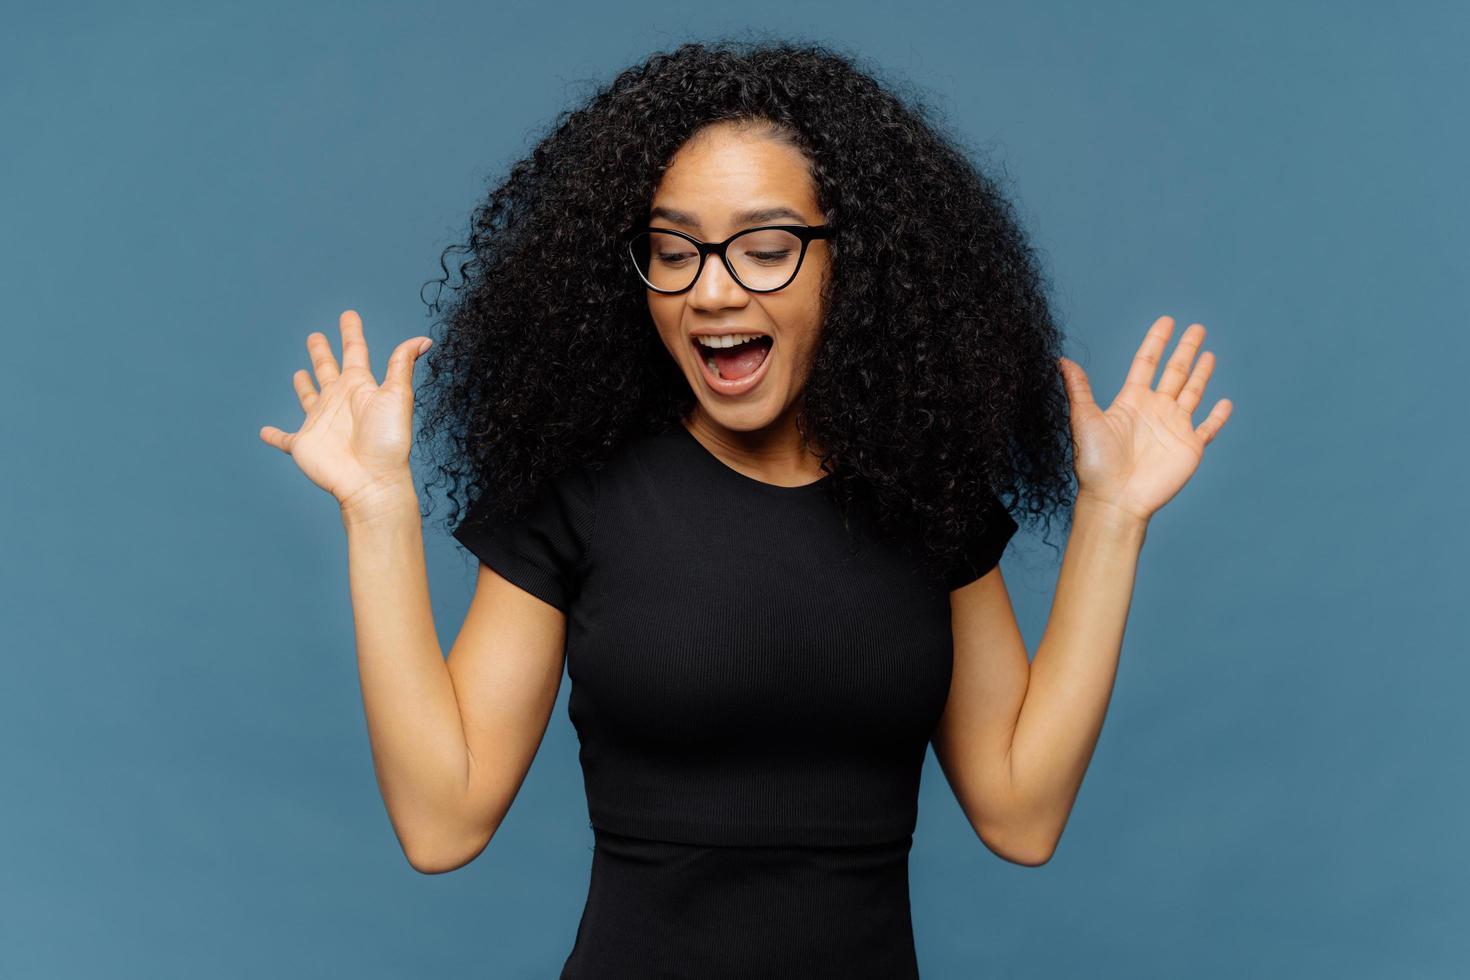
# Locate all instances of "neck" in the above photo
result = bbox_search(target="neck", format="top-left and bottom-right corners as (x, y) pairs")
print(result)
(682, 404), (827, 486)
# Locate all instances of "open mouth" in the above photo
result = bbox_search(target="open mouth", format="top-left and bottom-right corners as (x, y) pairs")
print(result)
(690, 334), (774, 384)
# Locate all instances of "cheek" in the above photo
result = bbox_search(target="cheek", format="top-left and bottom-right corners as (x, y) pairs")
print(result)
(647, 299), (684, 348)
(772, 297), (825, 354)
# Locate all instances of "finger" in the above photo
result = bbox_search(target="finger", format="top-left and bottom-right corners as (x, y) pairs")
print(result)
(1176, 348), (1215, 415)
(1195, 398), (1233, 444)
(259, 424), (296, 453)
(1058, 355), (1099, 414)
(380, 336), (433, 397)
(293, 369), (318, 412)
(1123, 315), (1175, 391)
(339, 309), (372, 375)
(1157, 323), (1206, 400)
(307, 330), (340, 387)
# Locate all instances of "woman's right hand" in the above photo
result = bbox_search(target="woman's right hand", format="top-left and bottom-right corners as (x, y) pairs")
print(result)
(259, 309), (433, 519)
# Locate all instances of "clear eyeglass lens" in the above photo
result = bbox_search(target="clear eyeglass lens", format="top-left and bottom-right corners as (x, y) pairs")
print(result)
(631, 229), (803, 291)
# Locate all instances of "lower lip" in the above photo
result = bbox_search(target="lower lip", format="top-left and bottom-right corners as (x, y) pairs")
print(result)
(691, 338), (774, 396)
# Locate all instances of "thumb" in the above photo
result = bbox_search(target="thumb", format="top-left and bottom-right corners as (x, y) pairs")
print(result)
(381, 336), (432, 395)
(1057, 355), (1098, 415)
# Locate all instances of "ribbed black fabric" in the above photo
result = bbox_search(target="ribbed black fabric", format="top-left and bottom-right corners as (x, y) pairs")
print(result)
(452, 421), (1018, 975)
(559, 827), (919, 980)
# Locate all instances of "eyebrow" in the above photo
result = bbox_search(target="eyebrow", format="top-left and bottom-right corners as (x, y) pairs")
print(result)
(648, 205), (810, 229)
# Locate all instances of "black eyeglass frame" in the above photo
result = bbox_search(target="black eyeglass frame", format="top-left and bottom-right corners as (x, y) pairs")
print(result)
(624, 223), (837, 295)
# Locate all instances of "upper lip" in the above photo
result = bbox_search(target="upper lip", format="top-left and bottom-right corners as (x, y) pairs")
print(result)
(688, 327), (771, 338)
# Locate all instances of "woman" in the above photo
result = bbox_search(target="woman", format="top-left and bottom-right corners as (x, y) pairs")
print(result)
(259, 39), (1230, 979)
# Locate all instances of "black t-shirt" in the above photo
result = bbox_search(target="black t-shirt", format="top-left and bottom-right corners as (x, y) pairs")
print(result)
(452, 422), (1017, 847)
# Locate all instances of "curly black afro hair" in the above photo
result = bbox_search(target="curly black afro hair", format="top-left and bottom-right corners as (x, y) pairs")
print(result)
(416, 36), (1077, 583)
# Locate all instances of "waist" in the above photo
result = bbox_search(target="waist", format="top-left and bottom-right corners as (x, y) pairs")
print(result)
(559, 827), (920, 980)
(590, 824), (916, 887)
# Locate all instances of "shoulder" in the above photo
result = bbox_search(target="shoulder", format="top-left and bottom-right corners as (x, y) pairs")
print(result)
(943, 492), (1019, 591)
(451, 458), (603, 614)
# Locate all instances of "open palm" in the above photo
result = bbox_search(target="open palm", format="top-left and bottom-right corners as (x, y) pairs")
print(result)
(1058, 315), (1232, 523)
(259, 310), (432, 509)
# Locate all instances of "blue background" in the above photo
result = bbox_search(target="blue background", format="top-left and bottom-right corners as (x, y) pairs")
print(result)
(3, 1), (1465, 977)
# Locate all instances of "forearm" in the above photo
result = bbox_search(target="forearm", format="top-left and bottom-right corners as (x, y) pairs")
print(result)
(1007, 494), (1148, 853)
(340, 477), (473, 863)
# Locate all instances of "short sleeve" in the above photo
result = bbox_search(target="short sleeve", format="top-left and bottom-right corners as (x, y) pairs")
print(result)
(944, 493), (1019, 591)
(452, 464), (597, 613)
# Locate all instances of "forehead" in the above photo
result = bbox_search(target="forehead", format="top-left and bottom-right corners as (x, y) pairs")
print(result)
(651, 124), (818, 230)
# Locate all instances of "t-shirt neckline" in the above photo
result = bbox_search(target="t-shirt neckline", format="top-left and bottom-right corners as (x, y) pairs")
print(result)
(674, 421), (832, 495)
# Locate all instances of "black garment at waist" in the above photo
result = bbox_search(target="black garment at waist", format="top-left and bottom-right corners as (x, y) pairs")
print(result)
(559, 827), (920, 980)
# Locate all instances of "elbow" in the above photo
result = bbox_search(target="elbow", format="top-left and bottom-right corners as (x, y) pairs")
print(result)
(400, 826), (493, 876)
(999, 837), (1057, 867)
(974, 819), (1059, 868)
(404, 845), (472, 875)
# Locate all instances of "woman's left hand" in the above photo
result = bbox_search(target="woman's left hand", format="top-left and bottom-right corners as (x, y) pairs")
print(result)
(1057, 315), (1232, 524)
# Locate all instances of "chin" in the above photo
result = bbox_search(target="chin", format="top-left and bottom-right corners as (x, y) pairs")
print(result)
(694, 400), (778, 432)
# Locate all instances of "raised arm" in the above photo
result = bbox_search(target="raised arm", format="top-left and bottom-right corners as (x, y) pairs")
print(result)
(261, 310), (566, 874)
(933, 315), (1232, 865)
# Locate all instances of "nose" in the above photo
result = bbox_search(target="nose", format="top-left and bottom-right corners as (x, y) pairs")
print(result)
(686, 251), (750, 310)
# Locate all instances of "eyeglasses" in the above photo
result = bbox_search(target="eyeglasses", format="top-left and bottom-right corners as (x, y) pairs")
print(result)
(625, 224), (836, 295)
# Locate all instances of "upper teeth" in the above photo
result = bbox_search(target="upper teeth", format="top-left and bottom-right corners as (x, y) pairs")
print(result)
(695, 333), (765, 348)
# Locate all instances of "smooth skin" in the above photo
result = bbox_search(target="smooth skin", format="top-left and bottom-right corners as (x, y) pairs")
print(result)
(260, 120), (1231, 873)
(261, 314), (562, 874)
(935, 317), (1231, 864)
(645, 119), (833, 485)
